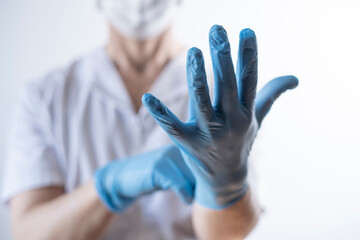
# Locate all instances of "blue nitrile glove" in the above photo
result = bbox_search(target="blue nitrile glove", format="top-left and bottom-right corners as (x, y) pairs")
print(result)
(94, 145), (195, 212)
(142, 25), (298, 209)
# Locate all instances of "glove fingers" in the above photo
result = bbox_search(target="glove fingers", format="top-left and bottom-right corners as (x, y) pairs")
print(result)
(152, 152), (195, 204)
(155, 172), (194, 204)
(209, 25), (238, 112)
(255, 75), (299, 126)
(236, 28), (258, 112)
(142, 93), (188, 142)
(186, 47), (214, 126)
(172, 183), (195, 204)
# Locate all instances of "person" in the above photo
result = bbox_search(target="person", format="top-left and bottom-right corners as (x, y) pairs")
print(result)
(1, 0), (298, 239)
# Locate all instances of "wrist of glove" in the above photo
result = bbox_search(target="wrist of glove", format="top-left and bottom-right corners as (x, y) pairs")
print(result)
(194, 173), (249, 209)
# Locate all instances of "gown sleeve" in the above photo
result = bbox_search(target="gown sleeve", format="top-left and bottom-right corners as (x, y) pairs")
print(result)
(1, 81), (64, 204)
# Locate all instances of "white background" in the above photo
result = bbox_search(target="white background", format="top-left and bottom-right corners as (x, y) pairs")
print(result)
(1, 0), (359, 239)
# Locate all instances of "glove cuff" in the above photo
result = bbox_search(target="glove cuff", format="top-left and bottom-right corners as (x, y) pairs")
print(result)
(194, 178), (249, 210)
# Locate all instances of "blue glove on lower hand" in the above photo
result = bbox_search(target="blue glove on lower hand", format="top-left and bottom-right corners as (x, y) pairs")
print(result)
(95, 145), (195, 212)
(142, 25), (298, 209)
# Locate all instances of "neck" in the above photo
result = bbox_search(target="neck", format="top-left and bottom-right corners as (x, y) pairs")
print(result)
(106, 25), (183, 75)
(104, 24), (184, 112)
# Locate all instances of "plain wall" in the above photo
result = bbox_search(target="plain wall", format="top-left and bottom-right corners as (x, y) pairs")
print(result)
(1, 0), (359, 239)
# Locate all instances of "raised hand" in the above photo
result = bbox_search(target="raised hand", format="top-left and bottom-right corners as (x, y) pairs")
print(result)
(142, 25), (298, 209)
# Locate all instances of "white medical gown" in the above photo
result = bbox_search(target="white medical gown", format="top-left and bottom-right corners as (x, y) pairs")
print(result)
(1, 48), (257, 240)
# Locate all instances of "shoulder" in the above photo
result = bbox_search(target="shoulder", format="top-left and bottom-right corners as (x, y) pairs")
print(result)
(26, 49), (103, 104)
(14, 49), (106, 135)
(18, 49), (108, 120)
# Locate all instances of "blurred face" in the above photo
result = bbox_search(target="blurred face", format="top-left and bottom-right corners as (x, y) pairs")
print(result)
(99, 0), (181, 40)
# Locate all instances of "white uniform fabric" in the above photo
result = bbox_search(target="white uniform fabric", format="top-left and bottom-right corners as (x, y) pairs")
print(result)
(1, 48), (257, 240)
(1, 48), (196, 239)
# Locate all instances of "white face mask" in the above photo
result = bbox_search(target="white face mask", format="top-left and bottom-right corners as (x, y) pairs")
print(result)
(98, 0), (181, 40)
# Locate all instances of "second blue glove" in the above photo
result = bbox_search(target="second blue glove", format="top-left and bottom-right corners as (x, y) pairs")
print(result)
(95, 145), (195, 212)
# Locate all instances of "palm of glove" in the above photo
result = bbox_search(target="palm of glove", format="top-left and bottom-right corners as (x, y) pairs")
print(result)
(143, 25), (298, 209)
(181, 106), (258, 181)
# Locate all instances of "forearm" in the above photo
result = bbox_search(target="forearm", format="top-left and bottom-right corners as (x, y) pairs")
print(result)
(192, 188), (262, 240)
(11, 180), (114, 240)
